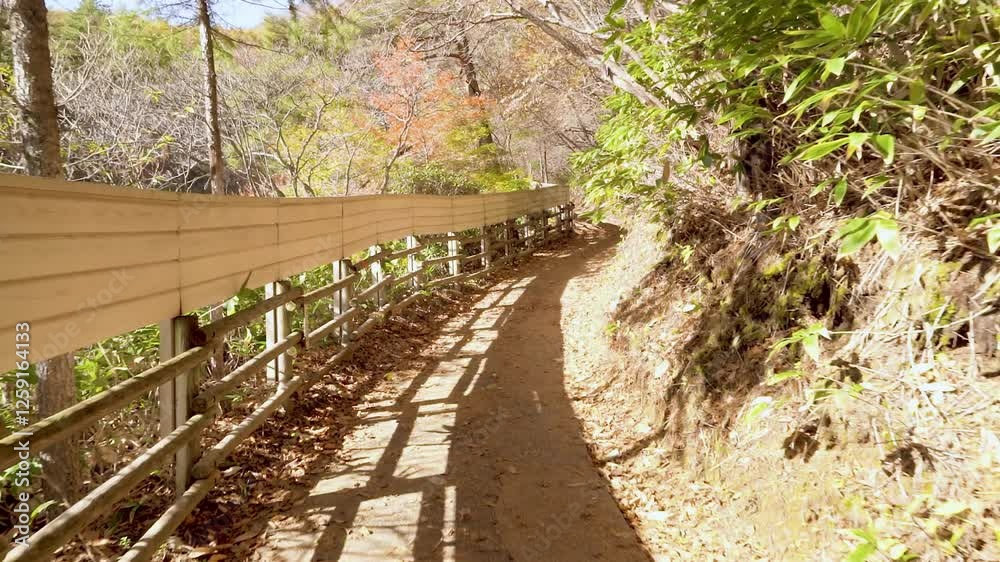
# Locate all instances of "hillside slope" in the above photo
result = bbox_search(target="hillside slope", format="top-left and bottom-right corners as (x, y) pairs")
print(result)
(563, 216), (998, 561)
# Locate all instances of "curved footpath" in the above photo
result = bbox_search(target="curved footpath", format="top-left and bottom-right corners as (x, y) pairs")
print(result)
(255, 225), (649, 561)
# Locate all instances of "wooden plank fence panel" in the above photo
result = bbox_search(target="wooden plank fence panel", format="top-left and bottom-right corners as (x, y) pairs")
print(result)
(376, 195), (414, 242)
(0, 173), (569, 370)
(411, 194), (452, 235)
(176, 193), (277, 231)
(341, 196), (379, 257)
(0, 232), (178, 282)
(0, 175), (179, 236)
(179, 224), (276, 260)
(2, 290), (180, 363)
(451, 195), (486, 231)
(4, 262), (179, 325)
(278, 199), (345, 277)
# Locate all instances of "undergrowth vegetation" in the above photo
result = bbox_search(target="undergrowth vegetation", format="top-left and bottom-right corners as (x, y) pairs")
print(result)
(574, 1), (998, 560)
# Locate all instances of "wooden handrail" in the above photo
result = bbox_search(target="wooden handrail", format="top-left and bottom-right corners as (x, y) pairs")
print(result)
(192, 332), (304, 413)
(192, 285), (302, 345)
(385, 245), (424, 261)
(306, 308), (359, 347)
(352, 274), (394, 304)
(2, 412), (215, 561)
(300, 274), (358, 306)
(0, 344), (214, 469)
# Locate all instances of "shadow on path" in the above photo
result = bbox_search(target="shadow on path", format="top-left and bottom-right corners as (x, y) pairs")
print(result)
(257, 225), (649, 562)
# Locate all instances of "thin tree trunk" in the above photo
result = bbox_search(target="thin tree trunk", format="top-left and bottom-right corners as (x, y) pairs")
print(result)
(198, 0), (227, 377)
(455, 35), (495, 148)
(9, 0), (81, 504)
(198, 0), (225, 197)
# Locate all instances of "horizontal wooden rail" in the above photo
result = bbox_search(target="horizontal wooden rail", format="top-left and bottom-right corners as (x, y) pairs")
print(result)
(352, 248), (389, 271)
(353, 275), (394, 304)
(192, 285), (302, 345)
(390, 293), (424, 314)
(421, 255), (454, 268)
(0, 344), (214, 469)
(420, 233), (463, 243)
(3, 412), (215, 561)
(192, 332), (303, 413)
(385, 245), (424, 261)
(394, 269), (422, 287)
(425, 272), (470, 289)
(300, 274), (357, 306)
(192, 374), (307, 479)
(306, 308), (359, 347)
(120, 472), (220, 562)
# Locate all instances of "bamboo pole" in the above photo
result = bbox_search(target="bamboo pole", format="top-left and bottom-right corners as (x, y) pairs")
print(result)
(265, 280), (291, 383)
(405, 235), (420, 289)
(447, 232), (460, 276)
(333, 259), (352, 345)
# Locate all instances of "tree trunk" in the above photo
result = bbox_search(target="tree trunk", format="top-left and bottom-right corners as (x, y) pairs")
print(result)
(9, 0), (81, 504)
(455, 35), (495, 148)
(198, 0), (227, 377)
(198, 0), (226, 197)
(10, 0), (61, 176)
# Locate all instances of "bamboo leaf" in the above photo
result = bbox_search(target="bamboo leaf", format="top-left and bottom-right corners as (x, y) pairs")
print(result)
(871, 134), (895, 164)
(801, 333), (821, 361)
(837, 216), (878, 257)
(820, 13), (846, 38)
(825, 57), (846, 77)
(832, 176), (848, 205)
(796, 137), (849, 161)
(783, 66), (816, 104)
(909, 79), (926, 103)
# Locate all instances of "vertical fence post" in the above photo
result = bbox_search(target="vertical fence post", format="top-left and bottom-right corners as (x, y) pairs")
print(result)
(406, 235), (420, 289)
(447, 232), (460, 276)
(504, 219), (515, 258)
(265, 281), (289, 383)
(524, 215), (534, 253)
(540, 210), (548, 245)
(333, 259), (352, 345)
(340, 260), (354, 346)
(368, 244), (384, 307)
(481, 225), (492, 270)
(158, 314), (199, 494)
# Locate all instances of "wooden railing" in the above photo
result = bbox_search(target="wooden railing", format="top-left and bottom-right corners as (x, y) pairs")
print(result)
(0, 173), (573, 561)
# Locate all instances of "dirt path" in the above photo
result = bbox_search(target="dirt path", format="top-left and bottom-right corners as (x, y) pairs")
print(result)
(255, 225), (649, 561)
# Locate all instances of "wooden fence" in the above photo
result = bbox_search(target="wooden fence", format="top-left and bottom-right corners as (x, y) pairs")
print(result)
(0, 173), (573, 561)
